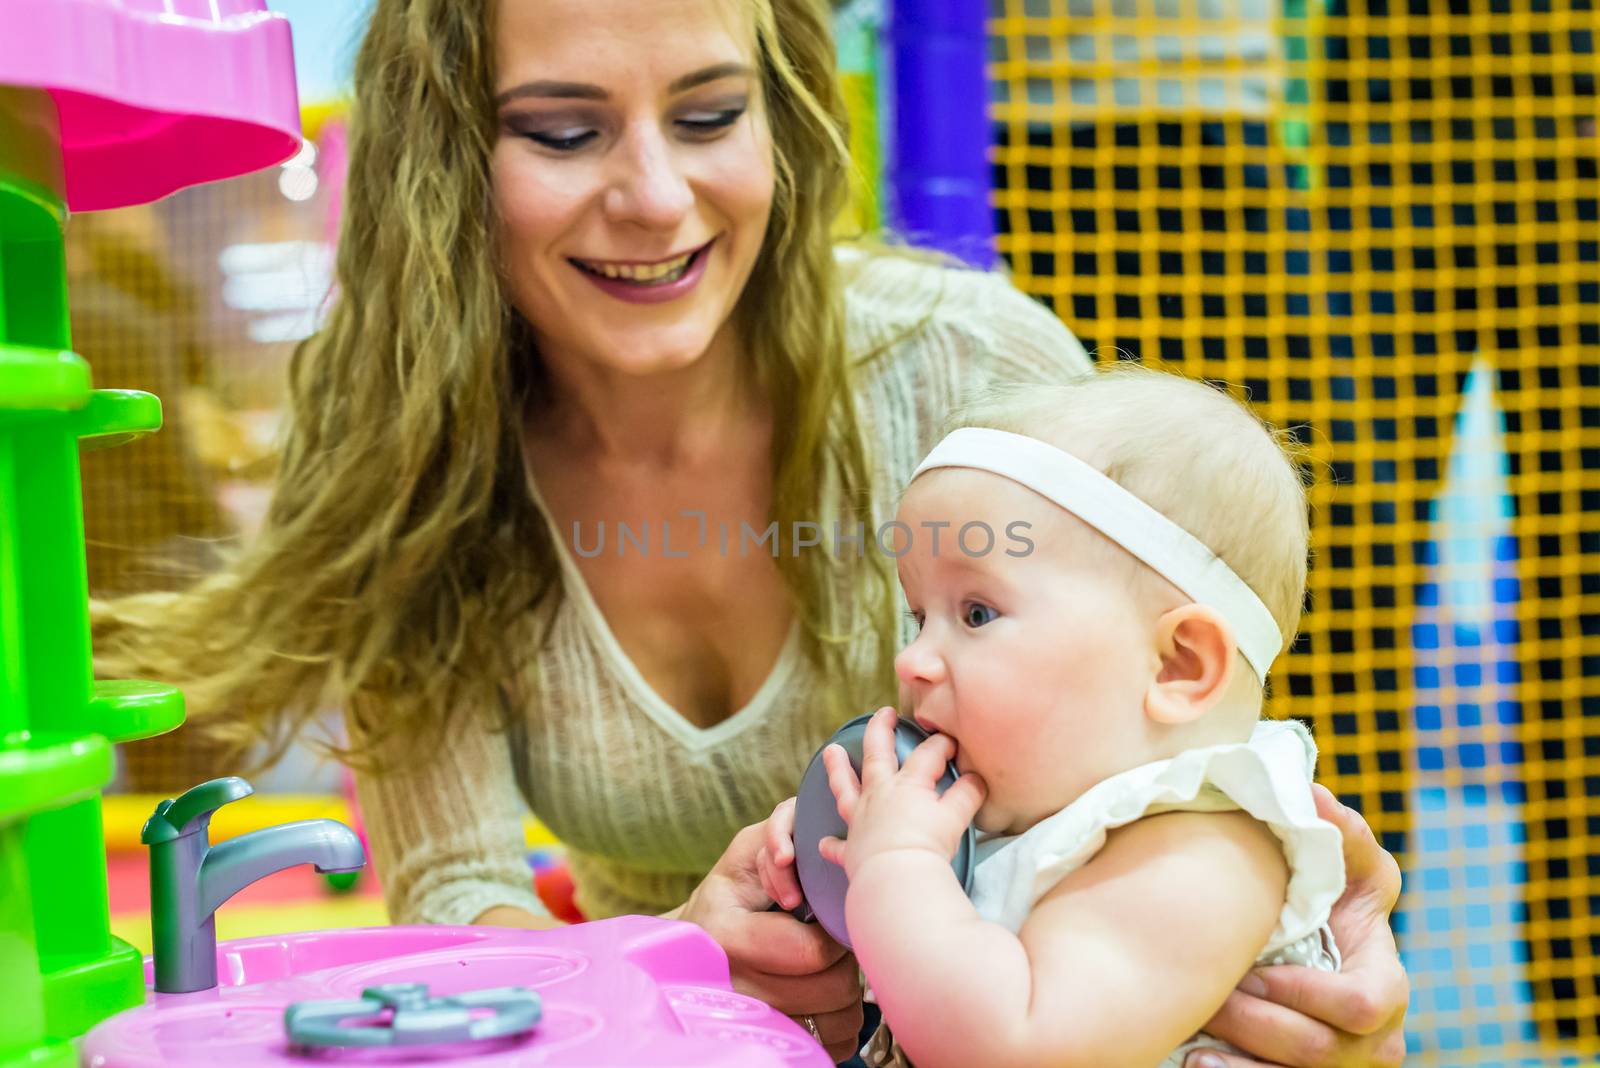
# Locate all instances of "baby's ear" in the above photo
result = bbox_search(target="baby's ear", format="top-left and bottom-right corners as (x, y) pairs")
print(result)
(1144, 604), (1238, 726)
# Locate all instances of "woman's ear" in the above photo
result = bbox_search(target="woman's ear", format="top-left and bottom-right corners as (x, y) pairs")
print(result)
(1144, 604), (1238, 726)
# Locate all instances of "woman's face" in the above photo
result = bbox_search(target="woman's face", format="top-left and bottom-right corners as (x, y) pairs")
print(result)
(491, 0), (776, 378)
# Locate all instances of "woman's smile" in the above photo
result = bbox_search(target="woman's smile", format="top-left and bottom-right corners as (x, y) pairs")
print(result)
(568, 239), (716, 305)
(568, 236), (717, 299)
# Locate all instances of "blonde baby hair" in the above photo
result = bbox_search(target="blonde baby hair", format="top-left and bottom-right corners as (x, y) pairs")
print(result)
(945, 361), (1311, 667)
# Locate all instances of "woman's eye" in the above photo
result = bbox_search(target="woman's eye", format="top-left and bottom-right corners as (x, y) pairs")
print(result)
(677, 107), (744, 136)
(963, 602), (998, 628)
(525, 128), (597, 151)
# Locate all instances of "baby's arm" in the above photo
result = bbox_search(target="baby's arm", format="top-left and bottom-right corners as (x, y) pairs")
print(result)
(846, 809), (1289, 1068)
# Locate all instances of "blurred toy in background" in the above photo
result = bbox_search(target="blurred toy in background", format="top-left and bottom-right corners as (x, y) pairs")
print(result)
(322, 767), (368, 894)
(530, 847), (584, 925)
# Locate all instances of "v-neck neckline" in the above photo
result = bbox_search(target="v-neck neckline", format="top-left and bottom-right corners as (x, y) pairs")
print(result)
(524, 471), (803, 751)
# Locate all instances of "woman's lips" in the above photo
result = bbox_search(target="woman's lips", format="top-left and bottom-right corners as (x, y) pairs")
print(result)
(569, 239), (715, 303)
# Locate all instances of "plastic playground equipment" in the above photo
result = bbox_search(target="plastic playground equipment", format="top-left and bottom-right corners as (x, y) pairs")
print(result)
(0, 4), (832, 1065)
(0, 2), (300, 1064)
(82, 915), (828, 1067)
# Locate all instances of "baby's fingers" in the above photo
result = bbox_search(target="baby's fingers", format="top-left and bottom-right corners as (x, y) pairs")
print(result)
(822, 744), (861, 824)
(857, 707), (901, 787)
(901, 732), (957, 783)
(942, 772), (987, 825)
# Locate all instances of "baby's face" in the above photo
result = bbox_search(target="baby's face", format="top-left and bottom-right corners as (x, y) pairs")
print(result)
(893, 469), (1161, 835)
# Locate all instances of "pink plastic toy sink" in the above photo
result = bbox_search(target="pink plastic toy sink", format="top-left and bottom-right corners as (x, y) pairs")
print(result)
(0, 0), (300, 210)
(79, 916), (834, 1067)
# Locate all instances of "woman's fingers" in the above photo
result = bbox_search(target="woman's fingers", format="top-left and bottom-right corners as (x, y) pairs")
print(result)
(758, 799), (803, 909)
(767, 798), (797, 851)
(737, 946), (862, 1014)
(1182, 1046), (1290, 1068)
(758, 844), (802, 910)
(822, 744), (861, 823)
(682, 822), (847, 973)
(1313, 784), (1402, 915)
(787, 1005), (867, 1064)
(1302, 785), (1410, 1044)
(1245, 959), (1406, 1041)
(1196, 987), (1347, 1067)
(732, 942), (865, 1062)
(1197, 978), (1406, 1068)
(681, 818), (863, 1063)
(722, 905), (850, 978)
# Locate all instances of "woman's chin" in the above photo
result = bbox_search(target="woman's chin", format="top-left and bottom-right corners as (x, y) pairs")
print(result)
(618, 345), (717, 377)
(578, 321), (725, 377)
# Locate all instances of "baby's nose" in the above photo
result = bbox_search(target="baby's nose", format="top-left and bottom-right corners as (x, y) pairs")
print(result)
(894, 637), (946, 687)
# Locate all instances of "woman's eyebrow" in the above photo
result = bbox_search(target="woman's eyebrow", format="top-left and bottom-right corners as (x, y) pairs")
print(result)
(494, 62), (754, 106)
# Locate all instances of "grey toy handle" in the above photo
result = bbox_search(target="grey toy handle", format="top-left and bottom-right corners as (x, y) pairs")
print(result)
(285, 983), (541, 1048)
(141, 776), (253, 844)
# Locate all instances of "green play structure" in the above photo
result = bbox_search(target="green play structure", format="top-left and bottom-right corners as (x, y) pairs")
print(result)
(0, 85), (187, 1068)
(0, 0), (300, 1055)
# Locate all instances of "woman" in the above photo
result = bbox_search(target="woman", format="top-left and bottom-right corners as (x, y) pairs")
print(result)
(97, 0), (1408, 1064)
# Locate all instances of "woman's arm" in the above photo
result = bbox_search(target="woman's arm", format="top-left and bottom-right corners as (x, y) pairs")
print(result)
(474, 904), (566, 929)
(348, 705), (550, 927)
(1185, 786), (1409, 1068)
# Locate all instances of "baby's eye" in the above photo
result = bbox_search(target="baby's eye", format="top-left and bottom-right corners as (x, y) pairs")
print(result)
(963, 602), (998, 628)
(903, 608), (924, 632)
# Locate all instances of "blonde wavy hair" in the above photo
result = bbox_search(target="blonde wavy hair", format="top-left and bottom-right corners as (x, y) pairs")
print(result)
(94, 0), (900, 767)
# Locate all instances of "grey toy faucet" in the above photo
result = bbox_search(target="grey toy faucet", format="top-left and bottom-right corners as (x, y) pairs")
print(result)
(141, 776), (366, 993)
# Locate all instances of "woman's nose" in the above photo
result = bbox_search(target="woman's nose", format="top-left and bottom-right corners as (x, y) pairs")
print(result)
(603, 125), (693, 230)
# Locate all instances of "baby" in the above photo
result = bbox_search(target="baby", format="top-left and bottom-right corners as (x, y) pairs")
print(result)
(760, 363), (1345, 1068)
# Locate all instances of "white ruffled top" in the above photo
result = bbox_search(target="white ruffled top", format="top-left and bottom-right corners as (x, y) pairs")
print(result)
(860, 719), (1346, 1068)
(968, 718), (1345, 962)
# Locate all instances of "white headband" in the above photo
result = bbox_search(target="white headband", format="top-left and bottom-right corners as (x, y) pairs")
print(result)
(912, 427), (1282, 680)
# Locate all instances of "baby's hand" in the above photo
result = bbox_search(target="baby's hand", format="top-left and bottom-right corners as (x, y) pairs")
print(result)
(756, 797), (804, 911)
(818, 706), (986, 881)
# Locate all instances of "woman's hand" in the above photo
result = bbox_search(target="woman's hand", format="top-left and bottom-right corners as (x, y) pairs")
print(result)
(757, 797), (805, 912)
(676, 820), (864, 1063)
(1186, 784), (1409, 1068)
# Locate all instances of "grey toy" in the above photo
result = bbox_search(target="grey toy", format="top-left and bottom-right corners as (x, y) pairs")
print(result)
(141, 776), (366, 993)
(788, 712), (977, 948)
(285, 983), (542, 1049)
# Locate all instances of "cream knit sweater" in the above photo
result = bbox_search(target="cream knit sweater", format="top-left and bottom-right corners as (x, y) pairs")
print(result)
(354, 251), (1093, 924)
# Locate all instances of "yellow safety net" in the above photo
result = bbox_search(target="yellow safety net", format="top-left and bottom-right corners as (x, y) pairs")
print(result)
(989, 0), (1598, 1062)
